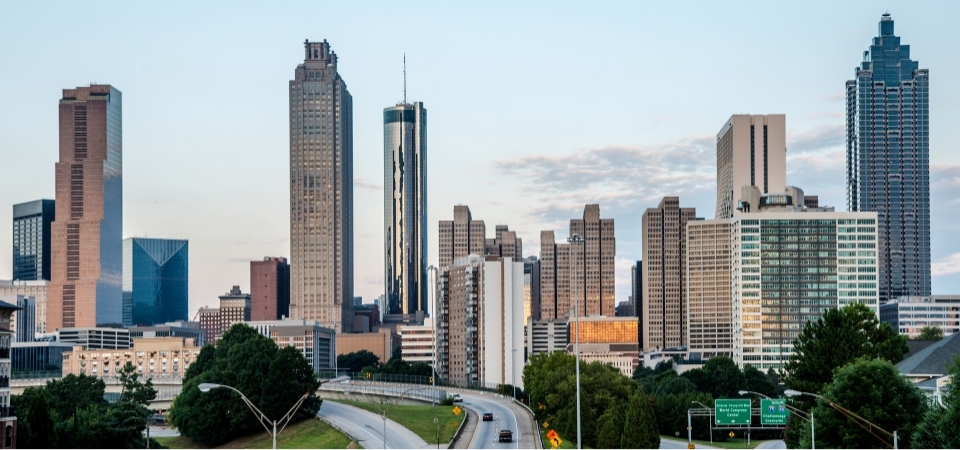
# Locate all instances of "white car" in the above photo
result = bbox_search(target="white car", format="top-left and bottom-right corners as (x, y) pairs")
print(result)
(451, 393), (463, 403)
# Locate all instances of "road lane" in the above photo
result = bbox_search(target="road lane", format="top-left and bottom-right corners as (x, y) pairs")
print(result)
(317, 399), (428, 449)
(461, 394), (518, 449)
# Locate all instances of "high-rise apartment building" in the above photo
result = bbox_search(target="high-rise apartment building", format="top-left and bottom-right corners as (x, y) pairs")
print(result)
(487, 225), (522, 261)
(438, 205), (486, 270)
(846, 14), (930, 303)
(715, 115), (786, 219)
(250, 257), (290, 321)
(384, 102), (427, 316)
(0, 281), (47, 336)
(122, 238), (188, 327)
(289, 40), (354, 332)
(539, 204), (616, 320)
(219, 285), (250, 335)
(13, 199), (55, 281)
(641, 197), (696, 350)
(48, 85), (123, 330)
(685, 219), (733, 359)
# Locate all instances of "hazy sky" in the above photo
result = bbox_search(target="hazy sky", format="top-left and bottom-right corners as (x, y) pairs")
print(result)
(2, 1), (959, 319)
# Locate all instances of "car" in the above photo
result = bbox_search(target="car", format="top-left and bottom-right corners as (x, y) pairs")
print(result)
(482, 412), (493, 421)
(451, 393), (463, 403)
(499, 430), (513, 443)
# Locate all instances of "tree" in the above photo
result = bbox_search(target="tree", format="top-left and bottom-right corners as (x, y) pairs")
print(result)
(43, 374), (108, 427)
(654, 376), (697, 396)
(916, 325), (944, 341)
(796, 358), (926, 449)
(911, 356), (960, 449)
(595, 403), (624, 449)
(337, 350), (380, 373)
(15, 388), (55, 449)
(743, 364), (777, 399)
(702, 357), (745, 399)
(621, 387), (659, 449)
(784, 303), (908, 395)
(118, 361), (158, 405)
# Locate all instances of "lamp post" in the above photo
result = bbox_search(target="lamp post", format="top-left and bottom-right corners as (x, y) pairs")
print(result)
(691, 400), (713, 444)
(567, 234), (584, 450)
(428, 264), (438, 407)
(740, 390), (811, 448)
(198, 375), (348, 449)
(784, 389), (897, 450)
(365, 386), (427, 449)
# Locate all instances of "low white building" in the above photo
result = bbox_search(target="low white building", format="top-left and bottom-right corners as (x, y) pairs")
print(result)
(246, 319), (335, 374)
(881, 296), (960, 338)
(399, 317), (435, 365)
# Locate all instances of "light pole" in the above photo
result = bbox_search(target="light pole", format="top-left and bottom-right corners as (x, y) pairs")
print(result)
(199, 375), (348, 449)
(331, 322), (340, 377)
(567, 234), (584, 449)
(740, 390), (811, 448)
(691, 400), (712, 444)
(364, 386), (427, 449)
(784, 389), (897, 450)
(428, 264), (438, 407)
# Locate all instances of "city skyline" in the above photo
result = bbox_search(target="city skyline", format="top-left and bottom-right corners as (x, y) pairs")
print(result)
(2, 3), (959, 319)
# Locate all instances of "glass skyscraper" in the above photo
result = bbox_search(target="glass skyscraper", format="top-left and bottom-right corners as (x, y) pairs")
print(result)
(122, 238), (188, 327)
(846, 14), (930, 303)
(12, 199), (55, 281)
(383, 102), (427, 315)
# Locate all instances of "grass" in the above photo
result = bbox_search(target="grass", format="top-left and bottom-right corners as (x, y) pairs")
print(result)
(538, 426), (578, 449)
(152, 419), (358, 449)
(661, 434), (765, 449)
(337, 400), (465, 444)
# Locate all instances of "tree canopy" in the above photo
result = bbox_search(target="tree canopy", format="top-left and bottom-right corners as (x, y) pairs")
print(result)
(911, 356), (960, 449)
(337, 349), (380, 373)
(916, 325), (944, 341)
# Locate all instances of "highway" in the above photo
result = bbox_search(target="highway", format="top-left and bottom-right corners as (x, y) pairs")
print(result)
(317, 399), (429, 449)
(460, 393), (521, 449)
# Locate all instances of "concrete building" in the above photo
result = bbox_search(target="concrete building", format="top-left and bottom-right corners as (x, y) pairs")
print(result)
(12, 340), (75, 373)
(122, 238), (189, 327)
(13, 296), (35, 343)
(399, 317), (435, 365)
(352, 301), (381, 333)
(524, 256), (541, 323)
(685, 219), (734, 360)
(58, 327), (131, 349)
(567, 316), (640, 377)
(880, 296), (960, 338)
(250, 257), (290, 321)
(384, 102), (428, 317)
(487, 225), (523, 262)
(847, 14), (931, 304)
(61, 336), (201, 379)
(12, 199), (55, 282)
(197, 307), (221, 344)
(715, 115), (787, 220)
(0, 300), (18, 448)
(642, 197), (696, 351)
(0, 281), (48, 336)
(731, 187), (879, 370)
(129, 321), (206, 347)
(48, 84), (123, 330)
(540, 204), (616, 320)
(289, 40), (354, 332)
(246, 319), (335, 374)
(437, 205), (486, 270)
(527, 317), (569, 357)
(336, 329), (395, 363)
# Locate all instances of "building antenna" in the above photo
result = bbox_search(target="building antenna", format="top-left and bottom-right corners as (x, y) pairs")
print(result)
(403, 53), (407, 104)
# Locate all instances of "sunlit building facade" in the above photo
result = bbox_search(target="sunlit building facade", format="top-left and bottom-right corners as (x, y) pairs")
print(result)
(122, 238), (188, 327)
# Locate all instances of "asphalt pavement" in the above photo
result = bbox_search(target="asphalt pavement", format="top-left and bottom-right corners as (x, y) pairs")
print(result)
(756, 440), (787, 449)
(460, 394), (522, 450)
(317, 399), (430, 449)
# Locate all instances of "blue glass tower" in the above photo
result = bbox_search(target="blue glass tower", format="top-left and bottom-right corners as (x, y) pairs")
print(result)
(12, 199), (55, 281)
(122, 238), (188, 326)
(846, 14), (930, 303)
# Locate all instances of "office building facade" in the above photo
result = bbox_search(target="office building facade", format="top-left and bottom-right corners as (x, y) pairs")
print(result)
(12, 199), (55, 281)
(715, 115), (787, 219)
(0, 300), (18, 447)
(880, 296), (960, 338)
(61, 337), (200, 379)
(685, 219), (733, 359)
(846, 14), (931, 303)
(523, 256), (540, 323)
(289, 40), (354, 332)
(250, 257), (290, 321)
(642, 197), (696, 350)
(384, 102), (428, 316)
(48, 85), (123, 330)
(438, 205), (486, 270)
(122, 238), (188, 327)
(247, 319), (335, 374)
(0, 281), (47, 336)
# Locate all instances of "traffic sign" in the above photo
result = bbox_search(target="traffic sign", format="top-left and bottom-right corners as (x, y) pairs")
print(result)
(546, 430), (558, 440)
(729, 431), (735, 438)
(761, 399), (790, 425)
(551, 437), (563, 448)
(715, 399), (751, 425)
(452, 406), (462, 415)
(542, 421), (549, 429)
(687, 444), (695, 449)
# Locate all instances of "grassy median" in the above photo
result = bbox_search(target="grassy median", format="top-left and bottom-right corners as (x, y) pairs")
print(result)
(154, 418), (358, 449)
(336, 399), (465, 444)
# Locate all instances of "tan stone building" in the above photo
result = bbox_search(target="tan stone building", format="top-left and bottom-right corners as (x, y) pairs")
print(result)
(336, 329), (395, 363)
(642, 197), (696, 351)
(715, 114), (787, 219)
(685, 219), (733, 359)
(438, 205), (521, 270)
(540, 204), (616, 320)
(61, 337), (201, 379)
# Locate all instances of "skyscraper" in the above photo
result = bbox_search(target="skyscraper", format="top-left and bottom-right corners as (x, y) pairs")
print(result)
(846, 14), (930, 303)
(641, 197), (696, 350)
(122, 238), (188, 327)
(438, 205), (486, 270)
(250, 257), (290, 321)
(12, 199), (55, 281)
(48, 85), (123, 330)
(685, 219), (733, 359)
(384, 102), (427, 316)
(289, 40), (354, 332)
(715, 115), (786, 219)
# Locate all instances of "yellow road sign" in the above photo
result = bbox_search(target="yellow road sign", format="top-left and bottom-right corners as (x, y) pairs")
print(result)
(452, 406), (462, 415)
(687, 444), (696, 449)
(451, 421), (457, 427)
(551, 437), (563, 448)
(729, 431), (735, 438)
(542, 421), (549, 429)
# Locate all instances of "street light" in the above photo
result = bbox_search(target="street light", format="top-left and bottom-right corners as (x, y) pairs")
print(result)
(428, 264), (438, 407)
(363, 386), (427, 449)
(198, 375), (348, 449)
(691, 400), (713, 444)
(784, 389), (897, 449)
(567, 234), (585, 450)
(741, 390), (812, 449)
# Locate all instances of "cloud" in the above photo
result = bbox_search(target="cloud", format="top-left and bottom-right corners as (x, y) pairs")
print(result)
(822, 93), (845, 101)
(355, 177), (382, 190)
(787, 123), (844, 154)
(933, 253), (960, 277)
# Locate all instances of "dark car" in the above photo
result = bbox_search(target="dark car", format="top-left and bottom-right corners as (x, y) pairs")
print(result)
(499, 430), (513, 443)
(482, 412), (493, 421)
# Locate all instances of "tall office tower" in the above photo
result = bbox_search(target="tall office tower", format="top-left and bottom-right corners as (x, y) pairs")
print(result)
(631, 261), (642, 344)
(15, 296), (36, 342)
(438, 205), (486, 269)
(289, 40), (354, 332)
(523, 256), (541, 323)
(251, 257), (290, 321)
(715, 115), (786, 219)
(384, 102), (427, 316)
(13, 199), (55, 281)
(122, 238), (188, 327)
(685, 219), (733, 359)
(641, 197), (696, 350)
(846, 14), (930, 303)
(48, 85), (123, 330)
(486, 225), (522, 261)
(539, 204), (616, 319)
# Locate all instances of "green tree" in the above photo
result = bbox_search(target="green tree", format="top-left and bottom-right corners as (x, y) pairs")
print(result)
(653, 391), (714, 440)
(911, 356), (960, 449)
(796, 358), (926, 449)
(654, 376), (697, 396)
(595, 403), (624, 449)
(44, 374), (108, 427)
(743, 364), (777, 398)
(14, 388), (55, 449)
(916, 325), (944, 341)
(118, 361), (158, 405)
(336, 350), (380, 373)
(621, 387), (659, 449)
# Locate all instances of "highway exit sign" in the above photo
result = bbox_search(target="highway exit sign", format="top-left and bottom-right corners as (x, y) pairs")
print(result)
(761, 399), (789, 425)
(715, 399), (751, 425)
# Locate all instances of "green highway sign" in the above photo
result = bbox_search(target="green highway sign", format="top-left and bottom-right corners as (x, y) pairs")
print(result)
(715, 399), (751, 425)
(761, 399), (790, 425)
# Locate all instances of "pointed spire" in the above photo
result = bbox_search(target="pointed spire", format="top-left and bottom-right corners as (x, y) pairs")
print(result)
(403, 53), (407, 104)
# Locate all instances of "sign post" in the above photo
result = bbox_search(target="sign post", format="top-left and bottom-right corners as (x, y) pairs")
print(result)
(714, 399), (751, 425)
(760, 399), (790, 425)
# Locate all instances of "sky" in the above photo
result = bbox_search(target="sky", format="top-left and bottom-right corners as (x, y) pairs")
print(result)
(1, 1), (959, 319)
